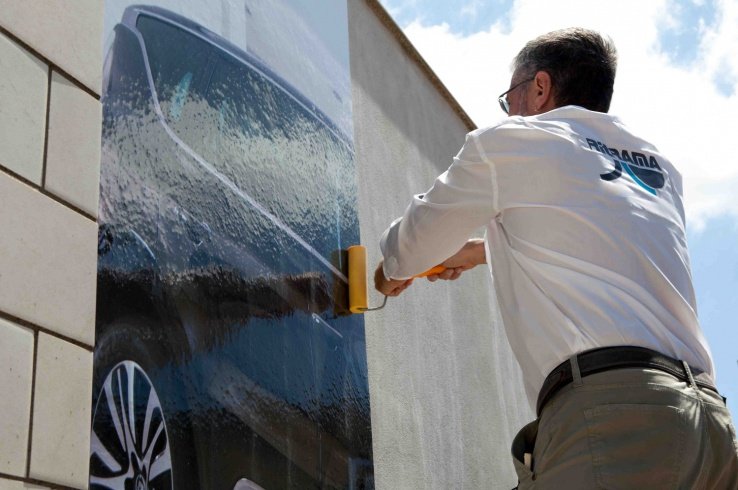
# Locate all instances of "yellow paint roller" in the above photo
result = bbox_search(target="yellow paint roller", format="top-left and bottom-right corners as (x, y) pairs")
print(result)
(347, 245), (446, 313)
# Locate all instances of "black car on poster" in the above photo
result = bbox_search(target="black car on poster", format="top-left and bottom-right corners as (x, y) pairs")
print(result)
(91, 5), (373, 489)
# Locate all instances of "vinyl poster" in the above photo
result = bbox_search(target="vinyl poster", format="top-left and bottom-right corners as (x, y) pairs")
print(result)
(91, 1), (373, 488)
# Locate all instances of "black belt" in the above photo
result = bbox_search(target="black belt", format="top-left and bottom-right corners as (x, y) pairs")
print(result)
(536, 346), (718, 417)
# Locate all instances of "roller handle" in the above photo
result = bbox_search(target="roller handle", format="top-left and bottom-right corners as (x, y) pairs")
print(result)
(346, 245), (447, 314)
(413, 265), (447, 278)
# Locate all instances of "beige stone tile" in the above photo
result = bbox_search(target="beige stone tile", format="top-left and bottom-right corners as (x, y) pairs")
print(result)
(44, 72), (101, 216)
(0, 172), (97, 346)
(0, 478), (50, 490)
(0, 32), (47, 184)
(0, 319), (34, 477)
(29, 334), (92, 490)
(0, 0), (102, 93)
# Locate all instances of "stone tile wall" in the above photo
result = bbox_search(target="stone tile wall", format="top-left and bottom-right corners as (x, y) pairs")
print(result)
(0, 2), (102, 488)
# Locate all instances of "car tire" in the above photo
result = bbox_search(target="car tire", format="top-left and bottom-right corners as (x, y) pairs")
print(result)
(90, 317), (198, 490)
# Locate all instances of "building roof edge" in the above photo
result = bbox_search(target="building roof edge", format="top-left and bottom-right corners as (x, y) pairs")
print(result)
(364, 0), (477, 132)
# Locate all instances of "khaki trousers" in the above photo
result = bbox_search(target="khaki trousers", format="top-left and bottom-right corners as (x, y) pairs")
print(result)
(512, 366), (738, 489)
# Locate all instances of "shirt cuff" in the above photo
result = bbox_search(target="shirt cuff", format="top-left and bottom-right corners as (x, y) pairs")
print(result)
(382, 256), (409, 281)
(379, 218), (413, 280)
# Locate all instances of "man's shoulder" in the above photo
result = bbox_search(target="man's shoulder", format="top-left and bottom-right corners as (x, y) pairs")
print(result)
(475, 107), (650, 146)
(468, 117), (530, 144)
(475, 105), (606, 131)
(470, 108), (589, 150)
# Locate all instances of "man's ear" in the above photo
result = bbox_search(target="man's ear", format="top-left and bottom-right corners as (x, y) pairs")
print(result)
(532, 70), (556, 113)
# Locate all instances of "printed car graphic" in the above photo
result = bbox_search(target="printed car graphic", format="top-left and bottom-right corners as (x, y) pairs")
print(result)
(92, 5), (373, 489)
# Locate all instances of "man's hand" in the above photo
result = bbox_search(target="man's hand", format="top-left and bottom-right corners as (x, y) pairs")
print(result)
(374, 261), (414, 297)
(427, 239), (486, 282)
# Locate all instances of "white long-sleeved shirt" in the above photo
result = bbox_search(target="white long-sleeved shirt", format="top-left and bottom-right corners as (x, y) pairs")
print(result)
(380, 105), (715, 408)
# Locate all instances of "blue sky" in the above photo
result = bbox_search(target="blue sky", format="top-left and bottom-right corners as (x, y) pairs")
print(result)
(380, 0), (738, 415)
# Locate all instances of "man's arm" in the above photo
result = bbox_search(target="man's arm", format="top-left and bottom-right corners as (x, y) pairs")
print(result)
(376, 132), (496, 295)
(427, 238), (486, 282)
(374, 238), (485, 295)
(374, 261), (414, 296)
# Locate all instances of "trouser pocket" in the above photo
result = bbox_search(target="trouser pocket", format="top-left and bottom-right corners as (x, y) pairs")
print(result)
(584, 404), (685, 490)
(511, 419), (539, 488)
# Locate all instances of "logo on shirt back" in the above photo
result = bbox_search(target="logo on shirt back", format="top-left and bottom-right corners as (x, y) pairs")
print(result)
(586, 138), (665, 196)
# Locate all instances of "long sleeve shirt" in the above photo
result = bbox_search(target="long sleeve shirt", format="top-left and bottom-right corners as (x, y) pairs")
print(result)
(380, 105), (715, 408)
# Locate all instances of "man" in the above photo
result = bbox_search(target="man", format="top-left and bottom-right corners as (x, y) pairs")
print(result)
(374, 28), (738, 488)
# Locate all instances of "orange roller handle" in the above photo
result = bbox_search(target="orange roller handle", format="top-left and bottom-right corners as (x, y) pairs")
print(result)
(414, 265), (447, 278)
(347, 245), (448, 314)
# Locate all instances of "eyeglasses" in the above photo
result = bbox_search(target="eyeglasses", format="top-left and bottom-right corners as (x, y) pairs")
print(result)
(498, 78), (534, 115)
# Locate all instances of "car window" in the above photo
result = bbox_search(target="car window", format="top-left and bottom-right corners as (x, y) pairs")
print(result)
(138, 14), (358, 262)
(203, 54), (358, 258)
(136, 15), (211, 123)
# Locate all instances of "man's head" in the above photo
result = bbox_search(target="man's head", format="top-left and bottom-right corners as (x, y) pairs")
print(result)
(502, 27), (617, 116)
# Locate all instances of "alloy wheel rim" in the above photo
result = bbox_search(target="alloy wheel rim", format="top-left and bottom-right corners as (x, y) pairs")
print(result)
(90, 361), (173, 489)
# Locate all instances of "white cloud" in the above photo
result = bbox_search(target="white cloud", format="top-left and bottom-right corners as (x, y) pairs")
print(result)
(381, 0), (421, 21)
(397, 0), (738, 230)
(702, 0), (738, 91)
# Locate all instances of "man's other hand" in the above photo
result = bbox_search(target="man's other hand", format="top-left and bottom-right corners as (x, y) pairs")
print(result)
(374, 261), (414, 297)
(427, 239), (486, 283)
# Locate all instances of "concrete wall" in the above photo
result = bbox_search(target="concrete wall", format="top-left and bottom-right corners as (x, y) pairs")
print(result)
(349, 1), (533, 488)
(0, 1), (102, 488)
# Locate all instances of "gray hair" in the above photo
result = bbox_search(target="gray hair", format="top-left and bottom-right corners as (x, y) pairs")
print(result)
(513, 27), (618, 113)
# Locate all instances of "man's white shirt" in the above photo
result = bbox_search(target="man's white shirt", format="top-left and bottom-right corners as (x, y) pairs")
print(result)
(380, 105), (715, 408)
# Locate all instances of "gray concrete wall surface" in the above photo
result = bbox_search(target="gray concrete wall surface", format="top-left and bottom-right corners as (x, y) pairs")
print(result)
(349, 1), (534, 488)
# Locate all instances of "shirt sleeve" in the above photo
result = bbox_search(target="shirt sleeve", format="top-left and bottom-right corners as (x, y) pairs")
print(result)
(379, 131), (497, 280)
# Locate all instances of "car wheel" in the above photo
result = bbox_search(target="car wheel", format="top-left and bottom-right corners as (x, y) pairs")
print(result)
(89, 317), (197, 489)
(90, 360), (173, 490)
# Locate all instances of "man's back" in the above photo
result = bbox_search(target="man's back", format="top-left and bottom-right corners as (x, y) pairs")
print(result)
(472, 105), (715, 404)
